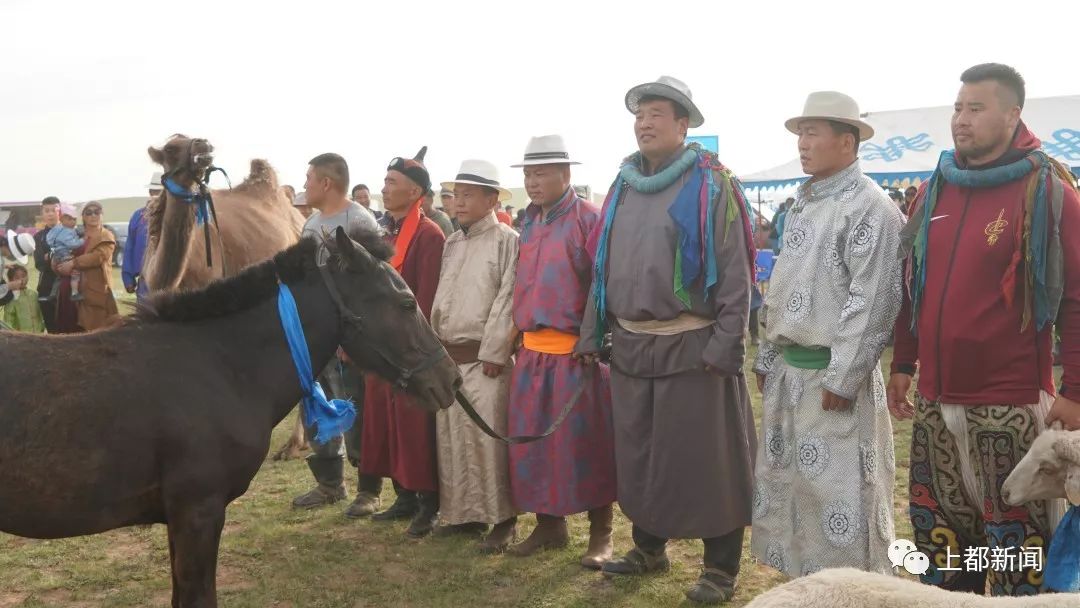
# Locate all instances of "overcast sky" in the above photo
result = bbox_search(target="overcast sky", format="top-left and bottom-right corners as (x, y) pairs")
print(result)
(2, 0), (1077, 202)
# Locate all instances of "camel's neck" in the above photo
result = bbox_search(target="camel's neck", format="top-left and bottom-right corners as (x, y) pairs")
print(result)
(144, 189), (198, 292)
(207, 273), (343, 428)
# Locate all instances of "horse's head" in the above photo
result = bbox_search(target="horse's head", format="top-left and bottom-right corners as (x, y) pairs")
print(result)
(147, 134), (215, 188)
(323, 227), (461, 412)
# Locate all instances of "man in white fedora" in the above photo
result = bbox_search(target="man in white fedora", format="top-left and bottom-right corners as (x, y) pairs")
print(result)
(503, 135), (617, 568)
(429, 159), (521, 553)
(576, 76), (757, 604)
(751, 91), (904, 578)
(1, 230), (36, 307)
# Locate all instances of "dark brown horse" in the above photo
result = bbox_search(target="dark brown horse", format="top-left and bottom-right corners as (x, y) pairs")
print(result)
(0, 227), (462, 608)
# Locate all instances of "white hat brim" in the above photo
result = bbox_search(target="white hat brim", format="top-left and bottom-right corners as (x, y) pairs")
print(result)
(510, 159), (581, 168)
(626, 82), (705, 128)
(6, 230), (31, 264)
(440, 180), (513, 202)
(784, 115), (875, 142)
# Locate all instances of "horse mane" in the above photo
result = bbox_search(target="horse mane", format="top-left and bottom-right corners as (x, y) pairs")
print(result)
(138, 228), (393, 324)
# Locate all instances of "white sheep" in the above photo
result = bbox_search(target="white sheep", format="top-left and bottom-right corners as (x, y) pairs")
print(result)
(745, 430), (1080, 607)
(1002, 428), (1080, 507)
(743, 568), (1075, 607)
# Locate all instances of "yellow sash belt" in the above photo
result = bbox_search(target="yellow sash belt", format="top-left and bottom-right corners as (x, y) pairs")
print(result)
(522, 328), (578, 355)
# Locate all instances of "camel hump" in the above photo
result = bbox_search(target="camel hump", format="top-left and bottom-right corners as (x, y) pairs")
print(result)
(232, 159), (279, 194)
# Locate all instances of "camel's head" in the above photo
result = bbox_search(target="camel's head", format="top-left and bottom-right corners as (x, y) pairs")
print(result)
(148, 134), (215, 187)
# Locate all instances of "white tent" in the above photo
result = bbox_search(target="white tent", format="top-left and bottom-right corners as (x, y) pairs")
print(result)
(741, 95), (1080, 193)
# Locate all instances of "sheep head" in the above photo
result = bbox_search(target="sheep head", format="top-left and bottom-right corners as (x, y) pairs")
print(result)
(1002, 429), (1080, 506)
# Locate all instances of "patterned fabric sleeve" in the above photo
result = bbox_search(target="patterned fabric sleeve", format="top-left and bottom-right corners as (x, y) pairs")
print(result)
(753, 302), (781, 375)
(822, 200), (905, 400)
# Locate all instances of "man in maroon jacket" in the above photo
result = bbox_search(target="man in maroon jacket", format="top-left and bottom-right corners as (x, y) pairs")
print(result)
(350, 147), (447, 539)
(889, 64), (1080, 596)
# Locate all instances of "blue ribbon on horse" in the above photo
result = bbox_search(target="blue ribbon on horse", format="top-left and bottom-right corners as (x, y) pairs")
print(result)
(1044, 504), (1080, 592)
(277, 282), (356, 444)
(162, 176), (211, 226)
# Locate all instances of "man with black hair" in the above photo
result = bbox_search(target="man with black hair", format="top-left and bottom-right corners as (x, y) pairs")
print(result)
(351, 183), (381, 220)
(890, 63), (1080, 596)
(291, 153), (379, 514)
(34, 196), (60, 330)
(577, 76), (756, 604)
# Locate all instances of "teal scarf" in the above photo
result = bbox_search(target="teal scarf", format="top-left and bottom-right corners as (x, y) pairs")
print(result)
(904, 149), (1074, 332)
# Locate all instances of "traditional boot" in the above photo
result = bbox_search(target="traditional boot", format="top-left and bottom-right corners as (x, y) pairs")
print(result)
(372, 480), (419, 521)
(580, 504), (614, 569)
(433, 522), (489, 538)
(685, 568), (737, 604)
(292, 457), (346, 509)
(478, 516), (518, 554)
(405, 491), (439, 538)
(344, 474), (383, 519)
(507, 514), (568, 557)
(601, 546), (670, 578)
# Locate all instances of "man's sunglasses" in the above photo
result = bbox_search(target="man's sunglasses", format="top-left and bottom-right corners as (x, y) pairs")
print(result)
(82, 209), (102, 216)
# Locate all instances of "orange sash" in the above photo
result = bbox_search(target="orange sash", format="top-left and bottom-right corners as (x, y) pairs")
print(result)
(389, 200), (422, 271)
(522, 328), (578, 355)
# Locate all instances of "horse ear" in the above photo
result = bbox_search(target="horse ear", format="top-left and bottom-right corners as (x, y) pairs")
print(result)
(148, 146), (164, 165)
(334, 226), (377, 272)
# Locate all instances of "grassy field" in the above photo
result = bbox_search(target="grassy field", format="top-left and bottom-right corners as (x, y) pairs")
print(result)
(0, 341), (915, 608)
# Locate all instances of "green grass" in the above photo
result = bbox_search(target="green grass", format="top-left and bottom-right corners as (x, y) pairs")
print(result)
(0, 344), (915, 607)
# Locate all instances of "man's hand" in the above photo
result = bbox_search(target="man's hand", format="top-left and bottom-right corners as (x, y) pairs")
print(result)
(481, 361), (503, 378)
(886, 373), (915, 420)
(821, 389), (852, 412)
(1046, 394), (1080, 431)
(56, 260), (74, 276)
(572, 352), (599, 365)
(755, 372), (766, 394)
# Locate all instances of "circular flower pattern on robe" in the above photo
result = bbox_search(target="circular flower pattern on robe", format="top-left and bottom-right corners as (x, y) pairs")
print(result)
(758, 345), (780, 373)
(796, 434), (830, 479)
(849, 220), (877, 257)
(839, 181), (859, 202)
(765, 426), (791, 468)
(783, 285), (813, 323)
(766, 541), (787, 573)
(822, 500), (860, 547)
(841, 284), (868, 323)
(877, 501), (893, 542)
(784, 221), (815, 254)
(872, 374), (886, 410)
(752, 484), (769, 520)
(860, 441), (878, 484)
(825, 233), (846, 280)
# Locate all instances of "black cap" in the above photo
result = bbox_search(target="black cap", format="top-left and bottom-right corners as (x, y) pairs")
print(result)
(387, 146), (431, 193)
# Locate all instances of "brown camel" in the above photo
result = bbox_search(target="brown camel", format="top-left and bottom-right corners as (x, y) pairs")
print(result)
(144, 134), (304, 292)
(146, 134), (311, 460)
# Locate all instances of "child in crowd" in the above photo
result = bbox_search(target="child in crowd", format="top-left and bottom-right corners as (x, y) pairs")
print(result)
(2, 264), (46, 333)
(47, 203), (84, 301)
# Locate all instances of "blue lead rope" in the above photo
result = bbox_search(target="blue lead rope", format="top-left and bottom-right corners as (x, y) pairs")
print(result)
(162, 176), (210, 226)
(277, 282), (356, 444)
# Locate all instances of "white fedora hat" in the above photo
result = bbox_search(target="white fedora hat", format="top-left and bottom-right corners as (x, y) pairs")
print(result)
(785, 91), (875, 142)
(625, 75), (705, 128)
(441, 160), (513, 202)
(146, 171), (163, 189)
(511, 135), (581, 168)
(5, 230), (35, 265)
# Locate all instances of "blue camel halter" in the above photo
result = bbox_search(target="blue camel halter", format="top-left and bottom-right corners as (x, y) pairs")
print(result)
(276, 279), (356, 444)
(161, 165), (231, 269)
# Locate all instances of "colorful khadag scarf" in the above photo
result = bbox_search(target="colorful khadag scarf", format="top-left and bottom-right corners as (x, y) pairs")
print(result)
(585, 143), (756, 347)
(388, 200), (423, 272)
(905, 147), (1076, 332)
